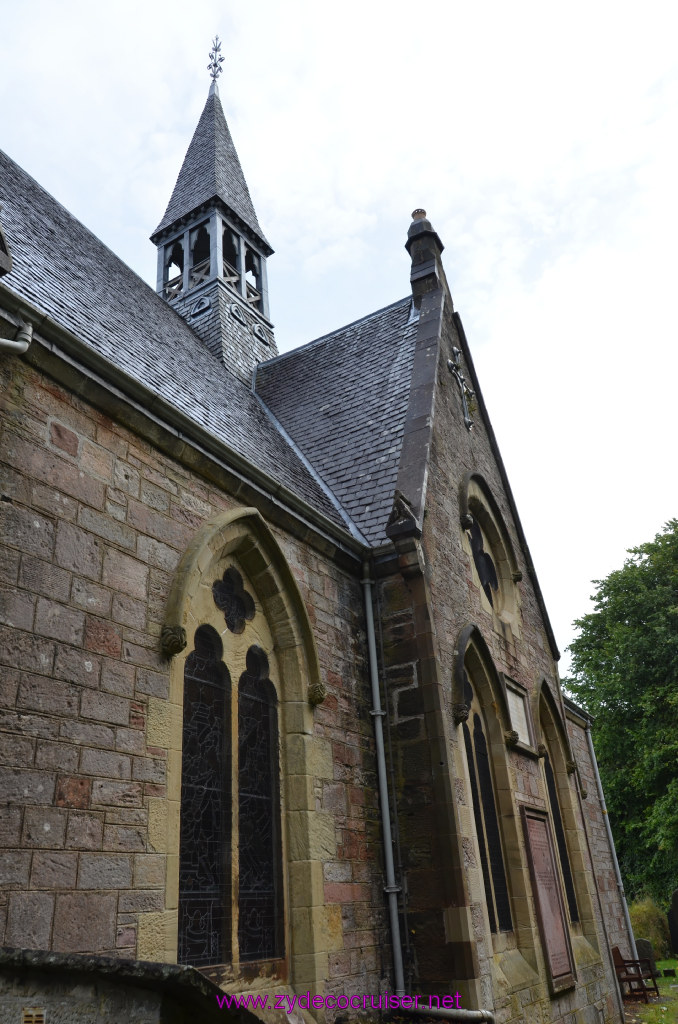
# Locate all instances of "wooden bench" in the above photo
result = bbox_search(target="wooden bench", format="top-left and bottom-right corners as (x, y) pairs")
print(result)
(612, 946), (660, 1002)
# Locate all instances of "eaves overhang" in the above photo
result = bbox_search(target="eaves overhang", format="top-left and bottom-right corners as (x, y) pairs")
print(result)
(0, 283), (367, 572)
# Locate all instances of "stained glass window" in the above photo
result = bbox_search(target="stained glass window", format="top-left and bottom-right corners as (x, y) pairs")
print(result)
(543, 748), (579, 923)
(238, 646), (283, 960)
(178, 617), (283, 969)
(178, 625), (231, 966)
(462, 675), (512, 933)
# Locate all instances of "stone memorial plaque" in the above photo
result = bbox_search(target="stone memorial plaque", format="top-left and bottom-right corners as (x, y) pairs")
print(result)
(507, 686), (531, 746)
(521, 806), (576, 993)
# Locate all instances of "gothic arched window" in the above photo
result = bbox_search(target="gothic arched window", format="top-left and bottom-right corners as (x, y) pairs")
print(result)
(238, 646), (283, 960)
(178, 625), (231, 966)
(178, 568), (283, 968)
(542, 745), (579, 924)
(462, 676), (513, 933)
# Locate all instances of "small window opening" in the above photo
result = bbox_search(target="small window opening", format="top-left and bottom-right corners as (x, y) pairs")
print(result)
(469, 518), (499, 607)
(223, 229), (239, 288)
(244, 247), (262, 310)
(165, 240), (184, 299)
(190, 224), (211, 287)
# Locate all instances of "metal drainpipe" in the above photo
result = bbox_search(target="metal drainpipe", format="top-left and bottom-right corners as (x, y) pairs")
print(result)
(362, 561), (405, 996)
(403, 1008), (494, 1023)
(362, 562), (495, 1023)
(584, 720), (638, 959)
(0, 320), (32, 355)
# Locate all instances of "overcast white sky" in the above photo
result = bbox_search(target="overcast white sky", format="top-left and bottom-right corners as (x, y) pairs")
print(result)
(2, 0), (677, 672)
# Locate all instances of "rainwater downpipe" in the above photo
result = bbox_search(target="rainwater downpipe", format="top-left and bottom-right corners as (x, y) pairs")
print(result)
(584, 720), (638, 959)
(361, 562), (495, 1023)
(0, 320), (32, 355)
(362, 561), (405, 997)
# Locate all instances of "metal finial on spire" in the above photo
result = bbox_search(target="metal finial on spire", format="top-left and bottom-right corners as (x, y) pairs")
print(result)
(207, 36), (224, 83)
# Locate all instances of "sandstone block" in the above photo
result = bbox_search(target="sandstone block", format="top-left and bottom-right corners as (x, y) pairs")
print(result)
(113, 460), (140, 496)
(0, 587), (34, 631)
(53, 891), (116, 952)
(0, 503), (54, 560)
(6, 891), (54, 948)
(83, 615), (122, 658)
(78, 852), (132, 889)
(91, 779), (143, 807)
(133, 853), (165, 887)
(136, 667), (168, 699)
(80, 747), (131, 779)
(60, 719), (115, 748)
(55, 521), (102, 579)
(119, 889), (165, 913)
(101, 658), (135, 697)
(71, 576), (113, 616)
(22, 806), (68, 848)
(137, 534), (180, 572)
(78, 506), (135, 550)
(65, 811), (103, 850)
(102, 547), (148, 599)
(0, 766), (55, 804)
(103, 824), (146, 852)
(34, 596), (84, 645)
(50, 421), (79, 456)
(54, 644), (101, 688)
(0, 732), (35, 767)
(111, 593), (146, 629)
(18, 672), (79, 717)
(132, 756), (166, 784)
(80, 440), (114, 480)
(0, 806), (22, 846)
(31, 850), (78, 888)
(55, 776), (91, 809)
(0, 850), (31, 887)
(19, 553), (71, 603)
(81, 687), (130, 725)
(0, 545), (20, 585)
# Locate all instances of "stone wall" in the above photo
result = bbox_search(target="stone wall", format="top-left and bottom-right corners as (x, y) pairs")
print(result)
(375, 278), (622, 1024)
(566, 705), (632, 958)
(0, 354), (386, 1005)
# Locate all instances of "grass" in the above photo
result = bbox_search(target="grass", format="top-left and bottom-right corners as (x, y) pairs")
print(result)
(624, 959), (678, 1024)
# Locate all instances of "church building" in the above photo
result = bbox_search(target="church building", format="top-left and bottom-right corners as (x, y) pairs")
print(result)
(0, 45), (633, 1024)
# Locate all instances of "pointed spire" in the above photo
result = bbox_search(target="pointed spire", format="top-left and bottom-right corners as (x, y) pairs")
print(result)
(151, 85), (271, 253)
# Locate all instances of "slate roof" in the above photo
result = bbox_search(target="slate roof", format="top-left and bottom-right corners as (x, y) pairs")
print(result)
(152, 86), (270, 251)
(0, 150), (342, 529)
(256, 299), (419, 545)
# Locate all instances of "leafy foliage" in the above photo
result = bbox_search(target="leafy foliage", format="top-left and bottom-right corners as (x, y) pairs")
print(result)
(629, 897), (672, 959)
(566, 520), (678, 906)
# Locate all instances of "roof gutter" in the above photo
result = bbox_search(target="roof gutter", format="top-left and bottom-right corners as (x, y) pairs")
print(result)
(0, 284), (367, 568)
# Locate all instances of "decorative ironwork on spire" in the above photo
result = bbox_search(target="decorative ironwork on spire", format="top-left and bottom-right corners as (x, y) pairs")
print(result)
(208, 36), (224, 83)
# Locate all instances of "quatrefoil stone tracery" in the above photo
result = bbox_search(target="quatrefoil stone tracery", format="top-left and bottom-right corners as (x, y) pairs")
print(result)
(212, 566), (255, 633)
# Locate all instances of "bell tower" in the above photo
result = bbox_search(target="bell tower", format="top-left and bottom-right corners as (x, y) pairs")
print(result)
(151, 38), (277, 383)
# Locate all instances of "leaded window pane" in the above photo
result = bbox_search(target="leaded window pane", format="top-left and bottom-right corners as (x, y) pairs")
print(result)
(543, 750), (579, 923)
(238, 646), (283, 961)
(473, 713), (513, 932)
(178, 625), (231, 966)
(463, 720), (497, 933)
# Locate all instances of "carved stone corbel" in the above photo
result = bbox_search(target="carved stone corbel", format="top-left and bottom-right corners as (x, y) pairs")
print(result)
(453, 703), (470, 726)
(505, 730), (520, 749)
(308, 680), (327, 707)
(161, 625), (187, 658)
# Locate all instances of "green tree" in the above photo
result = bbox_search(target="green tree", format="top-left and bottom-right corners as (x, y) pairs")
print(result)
(566, 519), (678, 906)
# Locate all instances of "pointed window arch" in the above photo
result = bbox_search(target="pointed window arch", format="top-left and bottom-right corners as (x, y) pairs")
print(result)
(462, 674), (512, 933)
(178, 625), (232, 966)
(165, 507), (326, 985)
